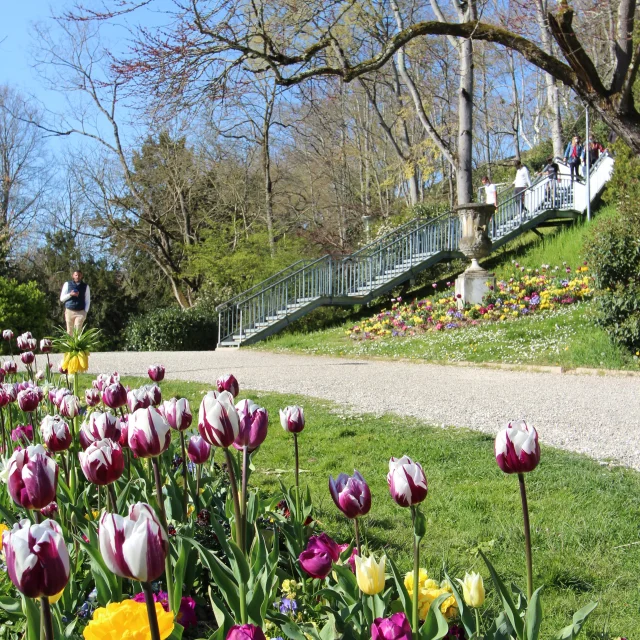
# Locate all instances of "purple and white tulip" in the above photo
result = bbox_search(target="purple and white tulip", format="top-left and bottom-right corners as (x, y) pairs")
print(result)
(495, 420), (541, 474)
(79, 439), (125, 485)
(78, 411), (121, 450)
(58, 394), (80, 419)
(233, 399), (268, 452)
(7, 444), (58, 510)
(17, 388), (39, 413)
(329, 470), (371, 518)
(187, 434), (211, 464)
(41, 415), (72, 452)
(163, 397), (192, 431)
(101, 381), (127, 409)
(279, 405), (305, 433)
(216, 373), (239, 398)
(128, 407), (171, 458)
(387, 456), (428, 507)
(148, 364), (165, 383)
(198, 390), (239, 448)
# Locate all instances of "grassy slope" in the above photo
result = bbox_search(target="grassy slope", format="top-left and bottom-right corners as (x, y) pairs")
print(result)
(254, 206), (638, 370)
(129, 377), (640, 639)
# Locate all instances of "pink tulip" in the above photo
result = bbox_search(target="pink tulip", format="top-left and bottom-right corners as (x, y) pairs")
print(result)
(387, 456), (428, 507)
(216, 373), (239, 398)
(299, 533), (340, 579)
(148, 364), (165, 382)
(371, 613), (413, 640)
(79, 439), (125, 485)
(3, 519), (70, 598)
(495, 420), (540, 474)
(102, 382), (127, 409)
(329, 470), (371, 518)
(226, 625), (266, 640)
(233, 399), (268, 452)
(187, 434), (211, 464)
(7, 444), (58, 510)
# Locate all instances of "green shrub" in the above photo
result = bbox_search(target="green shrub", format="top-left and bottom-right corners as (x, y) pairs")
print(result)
(0, 278), (48, 350)
(585, 142), (640, 353)
(124, 304), (218, 351)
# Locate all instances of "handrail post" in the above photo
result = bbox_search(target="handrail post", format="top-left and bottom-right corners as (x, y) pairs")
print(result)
(329, 257), (333, 298)
(217, 311), (221, 347)
(239, 308), (243, 344)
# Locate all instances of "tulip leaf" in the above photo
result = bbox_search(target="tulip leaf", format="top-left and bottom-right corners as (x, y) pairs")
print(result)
(228, 539), (251, 584)
(173, 538), (189, 615)
(208, 514), (232, 559)
(75, 534), (119, 605)
(279, 621), (311, 640)
(388, 556), (412, 619)
(167, 622), (184, 640)
(525, 586), (544, 640)
(332, 563), (359, 604)
(419, 593), (451, 640)
(554, 601), (598, 640)
(247, 575), (266, 625)
(208, 586), (234, 638)
(444, 569), (475, 639)
(21, 595), (40, 640)
(486, 612), (513, 640)
(479, 550), (524, 640)
(0, 503), (18, 526)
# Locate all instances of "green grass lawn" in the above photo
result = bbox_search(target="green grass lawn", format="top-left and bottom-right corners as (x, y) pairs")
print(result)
(122, 376), (640, 639)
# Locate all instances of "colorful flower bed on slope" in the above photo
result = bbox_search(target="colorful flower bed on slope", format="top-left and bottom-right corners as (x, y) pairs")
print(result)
(349, 263), (593, 339)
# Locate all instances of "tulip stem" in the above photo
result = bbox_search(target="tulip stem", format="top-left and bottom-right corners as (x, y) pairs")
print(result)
(107, 484), (118, 512)
(354, 518), (361, 556)
(0, 408), (6, 455)
(518, 472), (534, 601)
(151, 457), (174, 613)
(195, 465), (201, 513)
(293, 432), (302, 536)
(411, 507), (420, 639)
(39, 597), (54, 640)
(223, 447), (247, 624)
(475, 608), (481, 640)
(180, 431), (188, 521)
(141, 582), (162, 640)
(241, 445), (249, 550)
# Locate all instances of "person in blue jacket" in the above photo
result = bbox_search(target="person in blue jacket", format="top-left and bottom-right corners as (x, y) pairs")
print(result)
(564, 135), (584, 182)
(60, 269), (91, 335)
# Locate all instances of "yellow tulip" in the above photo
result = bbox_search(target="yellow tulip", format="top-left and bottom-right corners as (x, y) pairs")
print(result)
(48, 589), (65, 605)
(355, 554), (386, 595)
(456, 571), (485, 608)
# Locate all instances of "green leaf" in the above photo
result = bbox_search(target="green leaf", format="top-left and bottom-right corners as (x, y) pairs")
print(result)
(479, 550), (524, 640)
(75, 534), (119, 605)
(167, 623), (184, 640)
(173, 538), (189, 612)
(208, 587), (234, 638)
(554, 602), (598, 640)
(388, 556), (412, 618)
(332, 563), (359, 605)
(0, 596), (21, 614)
(22, 595), (40, 640)
(444, 569), (475, 639)
(228, 539), (251, 584)
(419, 593), (451, 640)
(525, 586), (544, 640)
(413, 507), (426, 541)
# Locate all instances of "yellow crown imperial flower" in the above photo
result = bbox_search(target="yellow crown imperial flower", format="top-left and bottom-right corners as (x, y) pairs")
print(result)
(83, 600), (174, 640)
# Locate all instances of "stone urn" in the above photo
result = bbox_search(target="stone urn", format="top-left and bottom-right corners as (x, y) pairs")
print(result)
(454, 202), (496, 306)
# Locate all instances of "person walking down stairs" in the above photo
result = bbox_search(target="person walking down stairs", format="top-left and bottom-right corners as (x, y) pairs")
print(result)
(513, 160), (531, 216)
(564, 136), (584, 182)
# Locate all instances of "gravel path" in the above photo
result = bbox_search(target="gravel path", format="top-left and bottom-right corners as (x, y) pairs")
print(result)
(88, 350), (640, 470)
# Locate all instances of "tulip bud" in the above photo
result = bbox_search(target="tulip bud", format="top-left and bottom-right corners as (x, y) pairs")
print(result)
(148, 364), (165, 382)
(233, 399), (268, 452)
(216, 373), (239, 398)
(79, 411), (121, 450)
(7, 444), (58, 509)
(79, 439), (125, 485)
(198, 390), (239, 448)
(329, 470), (371, 519)
(59, 394), (80, 419)
(41, 502), (58, 518)
(102, 382), (127, 409)
(127, 388), (150, 413)
(3, 519), (70, 598)
(279, 405), (305, 433)
(298, 533), (340, 579)
(187, 434), (211, 464)
(495, 420), (540, 474)
(355, 553), (386, 595)
(35, 370), (44, 382)
(17, 388), (40, 413)
(20, 351), (35, 365)
(99, 502), (168, 582)
(129, 407), (171, 458)
(3, 360), (17, 375)
(2, 330), (13, 341)
(145, 384), (162, 407)
(164, 397), (192, 431)
(85, 388), (101, 407)
(387, 456), (428, 507)
(41, 415), (72, 452)
(456, 572), (485, 608)
(40, 339), (52, 354)
(371, 613), (412, 640)
(226, 625), (266, 640)
(11, 423), (33, 443)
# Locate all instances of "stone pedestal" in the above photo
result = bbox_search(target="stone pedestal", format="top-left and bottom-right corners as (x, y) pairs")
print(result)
(454, 203), (496, 308)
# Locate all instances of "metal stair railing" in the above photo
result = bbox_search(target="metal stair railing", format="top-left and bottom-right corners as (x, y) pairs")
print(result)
(218, 153), (613, 346)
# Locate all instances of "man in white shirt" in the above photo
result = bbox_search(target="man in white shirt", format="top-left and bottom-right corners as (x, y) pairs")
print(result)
(60, 270), (91, 335)
(513, 160), (531, 214)
(482, 176), (497, 208)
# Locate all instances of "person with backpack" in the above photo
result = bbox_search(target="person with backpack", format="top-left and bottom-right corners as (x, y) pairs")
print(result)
(60, 269), (91, 335)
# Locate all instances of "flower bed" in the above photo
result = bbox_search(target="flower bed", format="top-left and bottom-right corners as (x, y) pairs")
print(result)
(349, 263), (592, 339)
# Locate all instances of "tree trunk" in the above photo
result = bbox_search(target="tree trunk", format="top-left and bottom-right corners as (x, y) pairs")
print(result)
(457, 33), (474, 205)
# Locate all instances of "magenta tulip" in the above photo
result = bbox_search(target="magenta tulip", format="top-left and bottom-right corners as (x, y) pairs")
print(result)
(226, 625), (266, 640)
(40, 339), (52, 354)
(17, 388), (39, 413)
(299, 533), (340, 579)
(41, 501), (58, 518)
(329, 470), (371, 518)
(20, 351), (35, 365)
(79, 411), (121, 450)
(233, 399), (268, 452)
(102, 381), (127, 409)
(371, 613), (413, 640)
(187, 434), (211, 464)
(11, 423), (33, 443)
(198, 390), (239, 448)
(387, 456), (428, 507)
(128, 407), (171, 458)
(3, 519), (70, 598)
(85, 388), (101, 407)
(127, 388), (150, 413)
(99, 502), (168, 582)
(79, 439), (125, 485)
(216, 373), (239, 398)
(7, 444), (58, 510)
(495, 420), (541, 474)
(41, 415), (72, 452)
(164, 397), (192, 431)
(145, 384), (162, 407)
(0, 386), (9, 408)
(279, 405), (305, 433)
(58, 394), (80, 419)
(16, 332), (32, 351)
(3, 360), (17, 375)
(3, 382), (16, 401)
(54, 387), (71, 407)
(148, 364), (165, 382)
